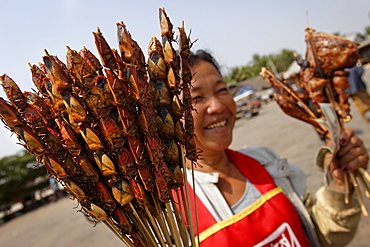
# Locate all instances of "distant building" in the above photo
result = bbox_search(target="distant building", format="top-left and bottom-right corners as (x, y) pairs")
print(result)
(359, 39), (370, 63)
(228, 76), (271, 96)
(345, 32), (370, 63)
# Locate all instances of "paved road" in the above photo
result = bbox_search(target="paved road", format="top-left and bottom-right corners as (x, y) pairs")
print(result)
(0, 70), (370, 246)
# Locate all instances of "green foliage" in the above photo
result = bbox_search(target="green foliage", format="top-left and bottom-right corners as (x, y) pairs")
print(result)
(332, 31), (344, 37)
(224, 24), (370, 84)
(0, 150), (47, 206)
(224, 49), (297, 83)
(364, 25), (370, 37)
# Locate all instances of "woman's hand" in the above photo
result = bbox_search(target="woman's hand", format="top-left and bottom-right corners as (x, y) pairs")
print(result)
(324, 127), (369, 191)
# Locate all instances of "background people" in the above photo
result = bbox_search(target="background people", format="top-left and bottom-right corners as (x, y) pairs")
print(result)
(345, 58), (370, 123)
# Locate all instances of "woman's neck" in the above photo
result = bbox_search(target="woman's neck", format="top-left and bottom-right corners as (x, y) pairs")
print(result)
(187, 150), (232, 175)
(187, 149), (247, 207)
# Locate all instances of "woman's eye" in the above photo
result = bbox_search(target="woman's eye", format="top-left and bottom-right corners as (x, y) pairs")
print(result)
(191, 96), (201, 104)
(218, 88), (228, 94)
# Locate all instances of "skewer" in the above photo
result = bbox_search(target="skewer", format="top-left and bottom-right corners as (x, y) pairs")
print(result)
(125, 210), (152, 246)
(179, 145), (198, 247)
(129, 203), (158, 247)
(344, 173), (350, 204)
(324, 85), (345, 129)
(144, 205), (167, 246)
(356, 170), (370, 198)
(165, 202), (183, 246)
(0, 8), (198, 245)
(175, 187), (194, 244)
(170, 197), (190, 246)
(190, 162), (201, 247)
(151, 195), (174, 245)
(273, 75), (319, 119)
(359, 167), (370, 183)
(103, 219), (136, 247)
(306, 30), (369, 215)
(349, 172), (368, 216)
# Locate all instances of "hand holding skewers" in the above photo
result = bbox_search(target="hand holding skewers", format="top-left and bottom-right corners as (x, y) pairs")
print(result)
(261, 28), (370, 216)
(323, 128), (369, 189)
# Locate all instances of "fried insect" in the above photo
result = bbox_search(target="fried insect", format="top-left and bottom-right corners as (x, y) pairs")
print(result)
(0, 74), (27, 111)
(178, 22), (198, 162)
(0, 8), (198, 246)
(93, 27), (118, 71)
(0, 97), (24, 129)
(112, 179), (135, 206)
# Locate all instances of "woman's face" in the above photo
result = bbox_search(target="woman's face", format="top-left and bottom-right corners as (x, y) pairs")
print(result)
(190, 60), (236, 154)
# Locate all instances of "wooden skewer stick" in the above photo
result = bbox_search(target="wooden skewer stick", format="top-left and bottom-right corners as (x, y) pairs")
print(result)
(151, 195), (174, 245)
(344, 173), (350, 204)
(179, 145), (198, 247)
(125, 210), (151, 246)
(103, 219), (135, 247)
(165, 202), (183, 247)
(129, 203), (158, 247)
(358, 167), (370, 183)
(349, 172), (368, 216)
(144, 205), (167, 246)
(170, 197), (190, 247)
(356, 170), (370, 198)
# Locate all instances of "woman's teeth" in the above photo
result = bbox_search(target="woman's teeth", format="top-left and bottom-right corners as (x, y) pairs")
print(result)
(205, 120), (227, 129)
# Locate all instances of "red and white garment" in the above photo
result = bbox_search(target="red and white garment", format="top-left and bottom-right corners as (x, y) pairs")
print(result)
(178, 149), (310, 247)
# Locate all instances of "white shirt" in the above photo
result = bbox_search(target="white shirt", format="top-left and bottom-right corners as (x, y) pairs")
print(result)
(187, 169), (262, 222)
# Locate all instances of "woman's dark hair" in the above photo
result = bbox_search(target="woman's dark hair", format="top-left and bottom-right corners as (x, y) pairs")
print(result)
(189, 49), (221, 75)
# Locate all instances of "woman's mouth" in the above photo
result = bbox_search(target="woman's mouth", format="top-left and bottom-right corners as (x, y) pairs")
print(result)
(205, 120), (227, 130)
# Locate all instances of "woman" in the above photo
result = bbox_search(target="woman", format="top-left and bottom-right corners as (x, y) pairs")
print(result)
(185, 50), (369, 247)
(345, 58), (370, 123)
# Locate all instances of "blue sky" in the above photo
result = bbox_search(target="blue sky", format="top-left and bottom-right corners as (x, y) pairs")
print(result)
(0, 0), (369, 157)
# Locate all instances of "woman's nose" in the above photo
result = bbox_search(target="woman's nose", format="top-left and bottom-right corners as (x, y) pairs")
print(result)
(207, 96), (225, 114)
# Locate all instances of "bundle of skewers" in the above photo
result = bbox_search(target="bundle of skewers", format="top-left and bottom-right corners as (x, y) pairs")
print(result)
(261, 27), (370, 216)
(0, 8), (198, 246)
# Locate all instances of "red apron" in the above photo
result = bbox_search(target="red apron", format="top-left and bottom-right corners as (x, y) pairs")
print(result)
(176, 149), (310, 247)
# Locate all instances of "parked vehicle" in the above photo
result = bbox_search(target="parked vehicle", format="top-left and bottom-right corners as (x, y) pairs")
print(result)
(233, 86), (262, 119)
(236, 98), (261, 119)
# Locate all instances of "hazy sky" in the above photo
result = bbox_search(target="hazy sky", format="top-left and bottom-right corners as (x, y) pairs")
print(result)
(0, 0), (369, 157)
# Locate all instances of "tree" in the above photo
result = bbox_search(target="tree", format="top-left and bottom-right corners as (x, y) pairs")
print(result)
(364, 25), (370, 37)
(224, 49), (297, 83)
(0, 150), (48, 207)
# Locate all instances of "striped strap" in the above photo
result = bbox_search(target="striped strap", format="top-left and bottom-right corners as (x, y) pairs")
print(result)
(195, 187), (284, 245)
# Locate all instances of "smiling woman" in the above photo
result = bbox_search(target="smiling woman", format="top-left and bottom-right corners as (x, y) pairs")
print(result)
(189, 58), (236, 157)
(182, 49), (368, 247)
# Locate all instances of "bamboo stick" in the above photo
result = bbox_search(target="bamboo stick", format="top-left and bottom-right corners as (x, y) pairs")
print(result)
(344, 173), (350, 204)
(151, 195), (174, 246)
(129, 203), (158, 247)
(175, 188), (186, 224)
(349, 172), (368, 216)
(125, 210), (151, 246)
(144, 205), (167, 246)
(190, 162), (200, 245)
(179, 146), (197, 247)
(161, 204), (176, 244)
(359, 167), (370, 183)
(356, 170), (370, 198)
(165, 202), (183, 246)
(103, 219), (135, 247)
(170, 197), (190, 246)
